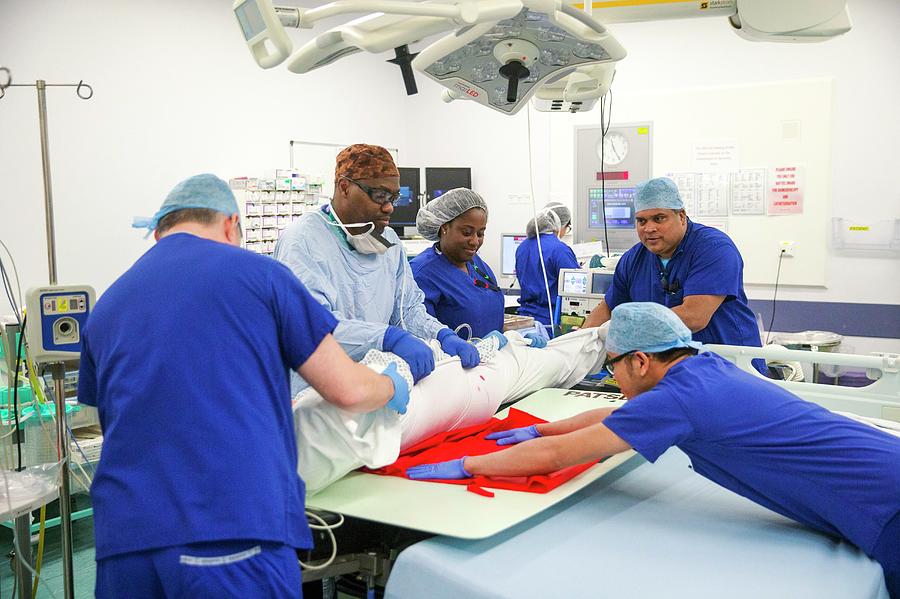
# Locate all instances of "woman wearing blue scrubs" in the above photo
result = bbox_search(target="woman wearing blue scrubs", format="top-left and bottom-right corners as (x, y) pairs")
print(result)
(515, 203), (579, 327)
(411, 188), (505, 339)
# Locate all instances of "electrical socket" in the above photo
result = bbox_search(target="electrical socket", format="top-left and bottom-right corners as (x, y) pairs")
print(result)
(779, 240), (795, 256)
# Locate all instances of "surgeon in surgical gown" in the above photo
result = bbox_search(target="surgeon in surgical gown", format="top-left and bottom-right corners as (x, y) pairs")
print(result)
(275, 144), (483, 395)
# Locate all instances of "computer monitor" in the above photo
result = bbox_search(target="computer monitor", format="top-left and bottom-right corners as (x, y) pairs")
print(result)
(561, 270), (589, 295)
(587, 187), (636, 229)
(501, 233), (527, 276)
(391, 167), (421, 228)
(425, 167), (472, 202)
(591, 272), (614, 294)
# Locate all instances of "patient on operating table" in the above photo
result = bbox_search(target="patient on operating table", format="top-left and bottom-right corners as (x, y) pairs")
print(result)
(293, 327), (609, 493)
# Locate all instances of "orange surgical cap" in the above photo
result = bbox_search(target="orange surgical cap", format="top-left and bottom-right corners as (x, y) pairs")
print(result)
(335, 144), (399, 181)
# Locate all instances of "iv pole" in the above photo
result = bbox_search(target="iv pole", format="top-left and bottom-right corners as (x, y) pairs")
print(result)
(0, 70), (93, 599)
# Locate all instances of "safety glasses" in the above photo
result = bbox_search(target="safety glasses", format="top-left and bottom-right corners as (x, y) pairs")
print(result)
(658, 270), (682, 295)
(603, 350), (636, 376)
(342, 176), (402, 206)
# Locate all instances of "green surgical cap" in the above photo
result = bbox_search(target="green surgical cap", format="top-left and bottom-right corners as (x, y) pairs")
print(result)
(133, 174), (238, 232)
(607, 302), (703, 355)
(633, 177), (684, 213)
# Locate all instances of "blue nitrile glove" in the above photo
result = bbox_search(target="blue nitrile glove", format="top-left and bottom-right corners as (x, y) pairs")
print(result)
(483, 330), (508, 350)
(407, 458), (472, 480)
(437, 328), (480, 368)
(383, 326), (435, 383)
(524, 333), (547, 349)
(381, 362), (410, 415)
(485, 425), (541, 446)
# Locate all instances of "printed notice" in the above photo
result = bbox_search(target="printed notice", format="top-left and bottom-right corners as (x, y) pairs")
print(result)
(665, 172), (697, 216)
(767, 166), (803, 215)
(697, 217), (729, 234)
(730, 168), (766, 215)
(695, 172), (730, 217)
(692, 141), (739, 172)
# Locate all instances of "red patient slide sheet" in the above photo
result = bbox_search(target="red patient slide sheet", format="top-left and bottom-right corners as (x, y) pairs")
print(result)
(366, 408), (598, 497)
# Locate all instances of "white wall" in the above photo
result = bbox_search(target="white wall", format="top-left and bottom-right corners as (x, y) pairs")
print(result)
(1, 0), (897, 352)
(402, 0), (900, 351)
(0, 0), (423, 312)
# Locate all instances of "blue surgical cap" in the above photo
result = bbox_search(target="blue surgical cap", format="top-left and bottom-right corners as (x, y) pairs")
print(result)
(133, 174), (238, 232)
(606, 302), (703, 355)
(633, 177), (683, 213)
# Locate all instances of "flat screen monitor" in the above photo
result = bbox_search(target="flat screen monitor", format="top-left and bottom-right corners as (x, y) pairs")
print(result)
(425, 167), (472, 202)
(392, 167), (421, 227)
(501, 233), (527, 276)
(588, 187), (636, 229)
(562, 271), (589, 295)
(591, 272), (614, 294)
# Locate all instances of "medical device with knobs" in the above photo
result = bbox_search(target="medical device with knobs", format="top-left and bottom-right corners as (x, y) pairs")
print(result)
(24, 284), (94, 599)
(234, 0), (850, 116)
(25, 285), (95, 363)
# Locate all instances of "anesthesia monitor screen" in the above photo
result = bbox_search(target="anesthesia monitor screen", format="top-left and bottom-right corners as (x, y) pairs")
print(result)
(562, 272), (589, 294)
(501, 234), (526, 276)
(588, 187), (636, 229)
(396, 186), (413, 207)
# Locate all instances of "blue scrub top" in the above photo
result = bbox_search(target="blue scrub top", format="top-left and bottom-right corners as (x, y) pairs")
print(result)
(605, 221), (764, 370)
(410, 244), (504, 339)
(515, 233), (579, 325)
(604, 352), (900, 555)
(78, 233), (338, 560)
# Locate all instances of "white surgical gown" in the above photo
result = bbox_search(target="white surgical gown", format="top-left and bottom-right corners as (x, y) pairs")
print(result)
(274, 211), (446, 394)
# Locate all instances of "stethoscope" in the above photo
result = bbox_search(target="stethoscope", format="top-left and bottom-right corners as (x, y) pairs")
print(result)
(471, 261), (501, 292)
(434, 245), (500, 292)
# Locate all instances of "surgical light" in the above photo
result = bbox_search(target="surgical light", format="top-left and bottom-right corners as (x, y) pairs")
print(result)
(414, 5), (625, 115)
(233, 0), (851, 117)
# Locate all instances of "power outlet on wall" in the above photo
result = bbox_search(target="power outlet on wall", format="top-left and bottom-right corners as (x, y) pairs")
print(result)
(779, 240), (795, 256)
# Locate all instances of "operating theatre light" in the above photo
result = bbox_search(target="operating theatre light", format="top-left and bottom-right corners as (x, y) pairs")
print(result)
(233, 0), (851, 116)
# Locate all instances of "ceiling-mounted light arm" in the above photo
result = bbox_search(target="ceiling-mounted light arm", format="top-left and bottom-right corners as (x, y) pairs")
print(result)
(387, 45), (420, 95)
(279, 0), (522, 29)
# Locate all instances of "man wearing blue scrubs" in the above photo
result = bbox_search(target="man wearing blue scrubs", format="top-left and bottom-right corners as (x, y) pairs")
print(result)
(583, 177), (764, 373)
(409, 303), (900, 597)
(411, 188), (504, 339)
(275, 144), (480, 392)
(515, 203), (579, 327)
(78, 174), (410, 598)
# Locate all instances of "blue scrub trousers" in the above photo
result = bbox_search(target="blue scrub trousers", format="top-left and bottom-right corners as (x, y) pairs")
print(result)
(96, 540), (302, 599)
(873, 510), (900, 599)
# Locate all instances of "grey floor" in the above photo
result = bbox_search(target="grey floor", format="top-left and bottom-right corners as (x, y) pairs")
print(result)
(0, 495), (97, 598)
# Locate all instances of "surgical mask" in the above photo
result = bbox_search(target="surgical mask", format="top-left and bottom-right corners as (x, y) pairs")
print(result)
(322, 203), (395, 255)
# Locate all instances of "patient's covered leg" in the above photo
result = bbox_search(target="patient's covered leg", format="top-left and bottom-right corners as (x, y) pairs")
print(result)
(295, 328), (606, 493)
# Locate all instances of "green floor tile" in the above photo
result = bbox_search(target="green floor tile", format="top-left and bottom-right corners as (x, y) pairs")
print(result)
(1, 495), (97, 598)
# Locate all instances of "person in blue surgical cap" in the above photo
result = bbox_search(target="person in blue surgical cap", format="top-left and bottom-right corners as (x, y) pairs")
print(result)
(410, 188), (505, 340)
(583, 177), (765, 374)
(407, 302), (900, 598)
(274, 144), (480, 393)
(82, 174), (411, 598)
(515, 202), (579, 328)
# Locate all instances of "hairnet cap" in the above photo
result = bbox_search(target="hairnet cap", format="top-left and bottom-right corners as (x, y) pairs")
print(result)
(525, 202), (572, 238)
(132, 173), (238, 232)
(416, 188), (488, 241)
(606, 302), (704, 355)
(633, 177), (684, 213)
(335, 144), (399, 181)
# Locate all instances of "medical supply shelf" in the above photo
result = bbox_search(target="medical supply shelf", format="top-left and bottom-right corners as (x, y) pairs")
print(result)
(236, 187), (327, 256)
